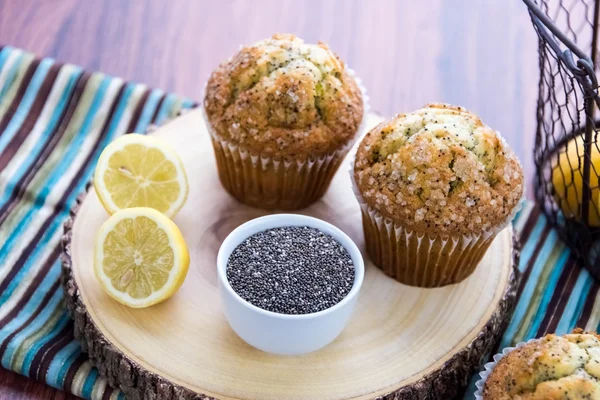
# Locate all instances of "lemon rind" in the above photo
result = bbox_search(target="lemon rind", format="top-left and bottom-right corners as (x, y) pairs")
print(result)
(93, 207), (190, 308)
(93, 134), (189, 218)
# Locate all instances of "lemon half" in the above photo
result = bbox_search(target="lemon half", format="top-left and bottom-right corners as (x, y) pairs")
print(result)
(94, 207), (190, 308)
(94, 134), (189, 218)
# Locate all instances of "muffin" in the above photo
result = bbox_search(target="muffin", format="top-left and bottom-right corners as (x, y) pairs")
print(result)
(353, 103), (523, 287)
(204, 33), (364, 210)
(480, 331), (600, 399)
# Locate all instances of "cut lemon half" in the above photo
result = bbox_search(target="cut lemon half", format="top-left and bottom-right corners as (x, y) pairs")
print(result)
(94, 134), (189, 217)
(94, 207), (190, 308)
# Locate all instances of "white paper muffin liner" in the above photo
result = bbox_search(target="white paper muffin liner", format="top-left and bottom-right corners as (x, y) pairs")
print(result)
(347, 124), (525, 287)
(473, 338), (539, 399)
(202, 67), (370, 210)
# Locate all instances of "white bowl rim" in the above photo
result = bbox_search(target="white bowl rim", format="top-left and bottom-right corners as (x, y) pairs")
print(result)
(217, 213), (365, 320)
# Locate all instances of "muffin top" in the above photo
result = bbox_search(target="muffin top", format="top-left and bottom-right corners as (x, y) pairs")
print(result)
(353, 103), (523, 236)
(483, 331), (600, 400)
(204, 33), (363, 160)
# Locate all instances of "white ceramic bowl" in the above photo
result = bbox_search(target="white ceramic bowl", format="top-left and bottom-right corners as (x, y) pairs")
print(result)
(217, 214), (364, 355)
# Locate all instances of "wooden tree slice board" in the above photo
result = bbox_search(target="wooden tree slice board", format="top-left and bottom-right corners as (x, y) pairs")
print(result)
(61, 109), (519, 400)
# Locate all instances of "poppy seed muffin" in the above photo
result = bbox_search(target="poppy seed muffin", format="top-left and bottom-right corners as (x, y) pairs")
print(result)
(483, 331), (600, 399)
(204, 33), (364, 210)
(353, 103), (523, 287)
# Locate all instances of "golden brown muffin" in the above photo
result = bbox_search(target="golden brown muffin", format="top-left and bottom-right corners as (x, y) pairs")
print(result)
(204, 33), (364, 210)
(353, 104), (523, 287)
(354, 103), (523, 236)
(484, 331), (600, 399)
(204, 33), (363, 160)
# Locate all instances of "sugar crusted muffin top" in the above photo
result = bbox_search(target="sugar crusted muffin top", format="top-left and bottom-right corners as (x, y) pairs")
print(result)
(483, 331), (600, 399)
(204, 33), (363, 160)
(353, 104), (523, 236)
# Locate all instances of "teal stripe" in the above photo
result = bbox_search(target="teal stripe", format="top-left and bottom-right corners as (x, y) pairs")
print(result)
(133, 89), (163, 133)
(53, 88), (133, 209)
(0, 49), (24, 100)
(516, 215), (547, 273)
(525, 247), (570, 338)
(513, 202), (534, 235)
(0, 47), (202, 400)
(0, 66), (83, 208)
(0, 216), (63, 305)
(182, 98), (195, 109)
(464, 376), (479, 400)
(81, 368), (99, 398)
(0, 75), (111, 272)
(0, 260), (61, 344)
(0, 78), (130, 327)
(68, 81), (135, 181)
(15, 90), (141, 369)
(500, 225), (555, 348)
(555, 269), (593, 335)
(0, 47), (13, 73)
(596, 310), (600, 333)
(0, 165), (123, 331)
(0, 80), (114, 314)
(154, 93), (176, 124)
(1, 288), (62, 368)
(21, 83), (138, 293)
(513, 207), (523, 225)
(86, 81), (135, 163)
(46, 340), (80, 390)
(21, 313), (71, 375)
(0, 58), (53, 153)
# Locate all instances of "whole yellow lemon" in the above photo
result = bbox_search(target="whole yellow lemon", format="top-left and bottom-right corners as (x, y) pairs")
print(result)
(552, 135), (600, 226)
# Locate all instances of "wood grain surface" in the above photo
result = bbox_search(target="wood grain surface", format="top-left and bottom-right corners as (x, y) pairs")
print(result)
(0, 0), (538, 399)
(63, 109), (516, 400)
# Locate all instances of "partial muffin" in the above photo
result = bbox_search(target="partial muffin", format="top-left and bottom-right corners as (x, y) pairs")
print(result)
(483, 331), (600, 399)
(353, 103), (523, 287)
(204, 33), (364, 210)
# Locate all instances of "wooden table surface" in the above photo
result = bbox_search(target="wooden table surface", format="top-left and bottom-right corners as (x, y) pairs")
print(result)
(0, 0), (537, 399)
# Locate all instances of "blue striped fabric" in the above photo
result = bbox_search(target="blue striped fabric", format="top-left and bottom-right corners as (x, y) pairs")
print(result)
(463, 200), (600, 398)
(0, 46), (193, 399)
(0, 46), (594, 400)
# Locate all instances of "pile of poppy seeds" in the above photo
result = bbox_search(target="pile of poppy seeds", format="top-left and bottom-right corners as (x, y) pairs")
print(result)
(226, 226), (355, 315)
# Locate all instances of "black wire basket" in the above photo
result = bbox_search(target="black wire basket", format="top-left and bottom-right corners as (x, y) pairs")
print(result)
(525, 0), (600, 279)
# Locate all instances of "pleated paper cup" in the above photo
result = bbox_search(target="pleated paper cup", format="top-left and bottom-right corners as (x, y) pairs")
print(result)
(358, 202), (498, 287)
(208, 130), (351, 210)
(349, 145), (523, 288)
(474, 339), (538, 399)
(203, 68), (369, 210)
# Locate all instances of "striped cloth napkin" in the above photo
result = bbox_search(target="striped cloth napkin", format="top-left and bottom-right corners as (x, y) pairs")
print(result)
(0, 46), (194, 399)
(0, 46), (594, 400)
(463, 200), (598, 398)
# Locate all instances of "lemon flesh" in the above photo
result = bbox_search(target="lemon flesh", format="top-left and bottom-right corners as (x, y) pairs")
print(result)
(94, 207), (190, 308)
(94, 134), (189, 217)
(551, 135), (600, 227)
